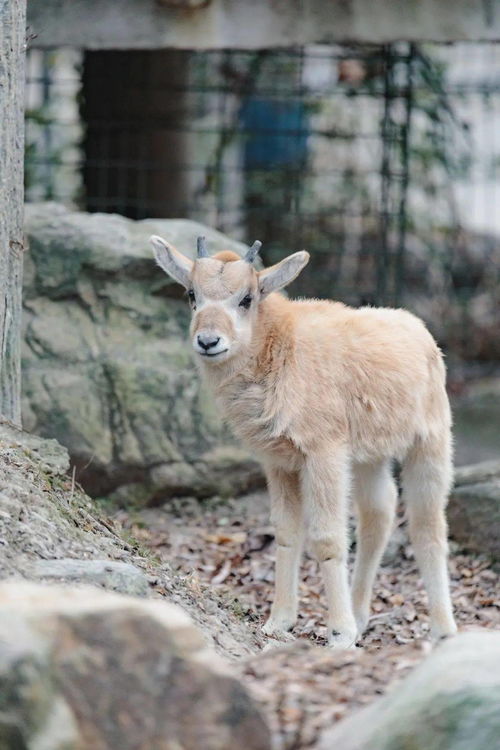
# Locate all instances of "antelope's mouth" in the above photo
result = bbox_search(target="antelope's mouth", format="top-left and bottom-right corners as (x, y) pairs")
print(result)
(199, 349), (229, 358)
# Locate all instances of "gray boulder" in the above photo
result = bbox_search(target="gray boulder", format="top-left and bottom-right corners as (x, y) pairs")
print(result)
(449, 459), (500, 562)
(318, 631), (500, 750)
(23, 203), (263, 503)
(0, 581), (271, 750)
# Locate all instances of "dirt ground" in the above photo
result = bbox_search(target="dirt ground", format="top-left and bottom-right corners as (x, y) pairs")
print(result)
(115, 491), (500, 750)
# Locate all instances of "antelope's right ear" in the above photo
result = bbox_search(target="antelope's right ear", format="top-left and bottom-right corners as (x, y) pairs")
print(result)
(150, 235), (193, 289)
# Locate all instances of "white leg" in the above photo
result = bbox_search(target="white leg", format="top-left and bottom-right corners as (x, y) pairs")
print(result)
(262, 466), (303, 639)
(402, 436), (457, 640)
(302, 446), (357, 649)
(351, 461), (397, 636)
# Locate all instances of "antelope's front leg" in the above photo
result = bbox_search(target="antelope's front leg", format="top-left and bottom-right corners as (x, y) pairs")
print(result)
(262, 466), (303, 640)
(303, 446), (357, 649)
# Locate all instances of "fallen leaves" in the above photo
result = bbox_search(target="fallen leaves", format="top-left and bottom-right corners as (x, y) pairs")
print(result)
(115, 492), (499, 750)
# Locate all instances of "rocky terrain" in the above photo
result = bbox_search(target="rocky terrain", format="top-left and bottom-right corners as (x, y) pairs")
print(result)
(117, 480), (499, 747)
(0, 421), (263, 660)
(0, 420), (498, 748)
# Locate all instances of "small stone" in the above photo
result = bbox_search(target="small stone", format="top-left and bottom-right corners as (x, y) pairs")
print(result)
(31, 559), (150, 597)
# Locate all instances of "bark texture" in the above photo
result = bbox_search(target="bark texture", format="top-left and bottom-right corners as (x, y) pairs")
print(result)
(0, 0), (26, 425)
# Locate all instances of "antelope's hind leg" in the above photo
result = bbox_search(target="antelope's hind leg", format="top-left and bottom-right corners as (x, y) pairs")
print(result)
(262, 466), (304, 639)
(402, 436), (457, 640)
(351, 460), (398, 637)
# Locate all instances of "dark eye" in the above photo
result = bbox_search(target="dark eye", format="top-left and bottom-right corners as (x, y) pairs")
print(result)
(239, 294), (252, 309)
(188, 289), (196, 308)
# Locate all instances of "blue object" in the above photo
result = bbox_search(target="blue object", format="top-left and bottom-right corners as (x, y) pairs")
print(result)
(239, 97), (309, 169)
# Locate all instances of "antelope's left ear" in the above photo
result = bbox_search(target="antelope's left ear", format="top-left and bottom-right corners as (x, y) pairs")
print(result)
(258, 251), (310, 297)
(150, 235), (193, 289)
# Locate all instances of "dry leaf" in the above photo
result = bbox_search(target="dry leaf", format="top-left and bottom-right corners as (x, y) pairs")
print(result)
(205, 531), (247, 545)
(212, 559), (232, 585)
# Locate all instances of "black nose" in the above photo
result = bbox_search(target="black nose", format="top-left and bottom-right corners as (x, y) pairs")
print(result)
(197, 334), (220, 351)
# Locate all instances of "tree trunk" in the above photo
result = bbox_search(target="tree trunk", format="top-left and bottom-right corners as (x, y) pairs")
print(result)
(0, 0), (26, 426)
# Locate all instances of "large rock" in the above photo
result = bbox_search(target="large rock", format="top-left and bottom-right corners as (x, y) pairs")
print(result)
(23, 203), (263, 502)
(0, 582), (271, 750)
(449, 459), (500, 562)
(318, 631), (500, 750)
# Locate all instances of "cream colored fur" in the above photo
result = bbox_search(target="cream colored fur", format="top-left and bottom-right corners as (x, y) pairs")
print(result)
(151, 235), (457, 648)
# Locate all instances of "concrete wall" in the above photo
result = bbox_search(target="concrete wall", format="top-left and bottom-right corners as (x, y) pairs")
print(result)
(28, 0), (500, 50)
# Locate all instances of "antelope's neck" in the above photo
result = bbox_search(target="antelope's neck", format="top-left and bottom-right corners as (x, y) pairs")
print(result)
(199, 297), (299, 465)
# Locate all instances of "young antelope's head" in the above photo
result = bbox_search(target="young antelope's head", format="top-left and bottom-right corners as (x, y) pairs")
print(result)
(151, 234), (309, 365)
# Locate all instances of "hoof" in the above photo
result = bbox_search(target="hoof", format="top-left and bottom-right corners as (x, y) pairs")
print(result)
(262, 619), (295, 641)
(328, 627), (358, 650)
(432, 622), (458, 645)
(354, 610), (370, 638)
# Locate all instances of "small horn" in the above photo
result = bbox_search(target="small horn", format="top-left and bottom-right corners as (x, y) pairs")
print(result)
(197, 236), (209, 258)
(244, 240), (262, 264)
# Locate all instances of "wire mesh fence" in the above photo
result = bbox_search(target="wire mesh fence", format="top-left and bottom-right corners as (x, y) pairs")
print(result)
(25, 42), (500, 362)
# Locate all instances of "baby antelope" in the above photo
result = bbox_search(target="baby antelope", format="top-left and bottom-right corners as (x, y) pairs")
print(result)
(151, 234), (457, 649)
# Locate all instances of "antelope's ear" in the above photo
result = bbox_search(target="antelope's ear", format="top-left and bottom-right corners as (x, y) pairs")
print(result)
(150, 235), (193, 289)
(258, 251), (310, 297)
